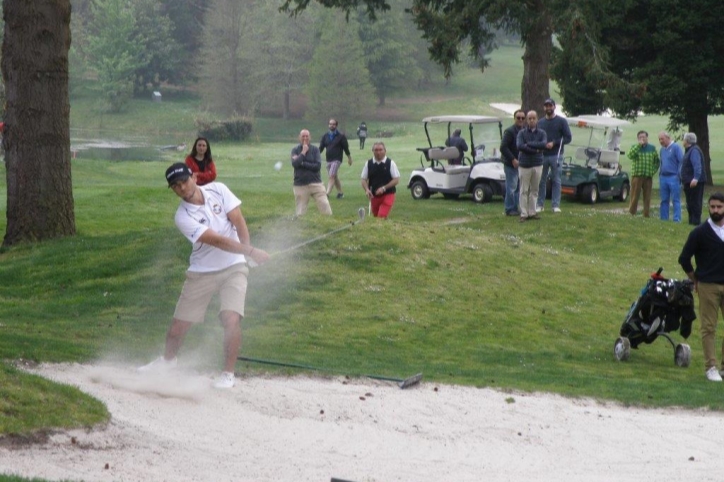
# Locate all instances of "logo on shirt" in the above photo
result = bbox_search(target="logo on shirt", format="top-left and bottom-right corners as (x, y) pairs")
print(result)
(212, 202), (222, 215)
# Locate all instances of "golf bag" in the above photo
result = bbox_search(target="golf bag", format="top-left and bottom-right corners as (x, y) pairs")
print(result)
(620, 268), (696, 348)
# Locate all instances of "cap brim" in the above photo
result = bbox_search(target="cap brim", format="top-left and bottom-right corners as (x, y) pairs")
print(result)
(167, 175), (191, 187)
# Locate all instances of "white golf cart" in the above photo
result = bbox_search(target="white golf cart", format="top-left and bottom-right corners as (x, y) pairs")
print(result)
(407, 115), (506, 203)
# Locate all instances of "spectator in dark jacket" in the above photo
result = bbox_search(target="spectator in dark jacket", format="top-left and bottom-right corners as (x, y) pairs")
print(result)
(500, 109), (525, 216)
(516, 111), (547, 222)
(319, 118), (353, 199)
(291, 129), (332, 216)
(445, 129), (468, 165)
(678, 192), (724, 381)
(681, 132), (707, 225)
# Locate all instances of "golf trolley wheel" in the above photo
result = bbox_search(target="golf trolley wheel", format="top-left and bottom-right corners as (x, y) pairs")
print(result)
(613, 336), (631, 361)
(472, 182), (493, 203)
(410, 180), (430, 200)
(674, 343), (691, 368)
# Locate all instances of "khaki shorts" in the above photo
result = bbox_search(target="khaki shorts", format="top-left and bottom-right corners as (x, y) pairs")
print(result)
(173, 263), (249, 323)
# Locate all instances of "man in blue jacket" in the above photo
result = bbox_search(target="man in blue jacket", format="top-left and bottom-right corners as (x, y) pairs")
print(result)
(658, 131), (684, 222)
(516, 111), (547, 222)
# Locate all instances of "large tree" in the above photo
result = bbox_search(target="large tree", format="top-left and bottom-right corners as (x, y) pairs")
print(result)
(304, 10), (375, 124)
(2, 0), (75, 247)
(552, 0), (724, 184)
(281, 0), (562, 114)
(357, 1), (420, 106)
(86, 0), (147, 112)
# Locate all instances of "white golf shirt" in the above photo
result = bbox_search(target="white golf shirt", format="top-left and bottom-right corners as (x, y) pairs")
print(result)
(174, 182), (247, 272)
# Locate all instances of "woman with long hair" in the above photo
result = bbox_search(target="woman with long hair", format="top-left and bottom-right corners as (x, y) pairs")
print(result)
(184, 137), (217, 185)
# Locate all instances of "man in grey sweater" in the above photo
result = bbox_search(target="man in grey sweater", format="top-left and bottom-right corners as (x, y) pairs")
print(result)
(291, 129), (333, 216)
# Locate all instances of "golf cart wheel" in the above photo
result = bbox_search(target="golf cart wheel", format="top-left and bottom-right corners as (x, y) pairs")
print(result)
(674, 343), (691, 367)
(616, 182), (630, 202)
(472, 182), (493, 203)
(410, 180), (430, 200)
(613, 337), (631, 361)
(581, 184), (599, 204)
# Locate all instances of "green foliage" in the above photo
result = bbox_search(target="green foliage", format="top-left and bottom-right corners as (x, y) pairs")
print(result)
(86, 0), (148, 112)
(195, 117), (254, 141)
(197, 0), (255, 115)
(357, 2), (421, 106)
(130, 0), (185, 93)
(244, 2), (320, 119)
(305, 10), (376, 123)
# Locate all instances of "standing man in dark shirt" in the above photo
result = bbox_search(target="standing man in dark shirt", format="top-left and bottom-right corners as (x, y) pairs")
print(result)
(681, 132), (707, 226)
(516, 111), (547, 222)
(319, 118), (353, 199)
(291, 129), (333, 216)
(500, 109), (525, 216)
(445, 129), (468, 165)
(536, 98), (571, 213)
(679, 192), (724, 381)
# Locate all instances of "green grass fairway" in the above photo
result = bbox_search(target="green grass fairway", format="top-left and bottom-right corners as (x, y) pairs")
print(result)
(3, 44), (724, 443)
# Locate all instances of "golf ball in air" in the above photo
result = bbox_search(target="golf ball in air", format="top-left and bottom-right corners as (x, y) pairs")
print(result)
(274, 161), (283, 171)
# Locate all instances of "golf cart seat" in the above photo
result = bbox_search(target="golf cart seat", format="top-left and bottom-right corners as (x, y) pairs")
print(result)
(596, 150), (621, 176)
(428, 146), (462, 161)
(575, 146), (601, 168)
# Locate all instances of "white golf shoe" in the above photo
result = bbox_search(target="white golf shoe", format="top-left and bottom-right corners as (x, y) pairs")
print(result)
(706, 366), (722, 382)
(137, 356), (177, 373)
(213, 371), (236, 389)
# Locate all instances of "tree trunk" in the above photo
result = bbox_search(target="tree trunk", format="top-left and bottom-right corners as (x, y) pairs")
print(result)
(283, 90), (290, 120)
(2, 0), (75, 247)
(687, 112), (713, 185)
(520, 2), (553, 116)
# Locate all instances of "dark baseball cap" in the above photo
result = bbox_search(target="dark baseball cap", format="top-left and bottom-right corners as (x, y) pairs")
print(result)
(543, 98), (556, 106)
(165, 162), (192, 187)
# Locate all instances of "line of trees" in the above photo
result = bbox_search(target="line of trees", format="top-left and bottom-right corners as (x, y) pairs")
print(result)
(68, 0), (443, 122)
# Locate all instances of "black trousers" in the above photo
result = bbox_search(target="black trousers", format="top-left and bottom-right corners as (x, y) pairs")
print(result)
(683, 182), (706, 225)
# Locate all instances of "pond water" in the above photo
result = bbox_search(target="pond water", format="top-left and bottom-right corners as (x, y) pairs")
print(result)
(70, 134), (188, 162)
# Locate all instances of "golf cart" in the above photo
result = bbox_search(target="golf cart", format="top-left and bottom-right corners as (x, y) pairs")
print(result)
(407, 115), (505, 203)
(559, 115), (630, 204)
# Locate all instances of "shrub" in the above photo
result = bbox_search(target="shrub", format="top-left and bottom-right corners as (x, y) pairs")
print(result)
(195, 117), (253, 142)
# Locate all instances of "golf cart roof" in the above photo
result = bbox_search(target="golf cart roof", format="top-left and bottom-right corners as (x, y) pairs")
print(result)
(422, 115), (502, 125)
(566, 115), (631, 129)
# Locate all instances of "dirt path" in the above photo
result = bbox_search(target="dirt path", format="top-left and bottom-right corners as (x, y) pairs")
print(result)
(1, 363), (722, 482)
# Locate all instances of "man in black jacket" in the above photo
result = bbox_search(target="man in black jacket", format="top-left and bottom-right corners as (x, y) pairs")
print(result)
(500, 109), (525, 216)
(679, 192), (724, 381)
(319, 118), (353, 199)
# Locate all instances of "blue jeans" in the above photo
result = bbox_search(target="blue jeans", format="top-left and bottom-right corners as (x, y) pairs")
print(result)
(659, 174), (681, 222)
(503, 164), (519, 214)
(537, 155), (561, 209)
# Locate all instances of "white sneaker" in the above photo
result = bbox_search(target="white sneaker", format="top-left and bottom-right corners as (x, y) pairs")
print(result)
(535, 206), (544, 213)
(137, 356), (177, 373)
(553, 207), (561, 213)
(213, 371), (236, 389)
(706, 366), (722, 382)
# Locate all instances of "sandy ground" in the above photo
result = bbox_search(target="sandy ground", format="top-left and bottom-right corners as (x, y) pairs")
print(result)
(2, 363), (724, 482)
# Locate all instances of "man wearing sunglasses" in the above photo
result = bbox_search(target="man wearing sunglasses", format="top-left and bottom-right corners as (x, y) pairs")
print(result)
(500, 109), (525, 216)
